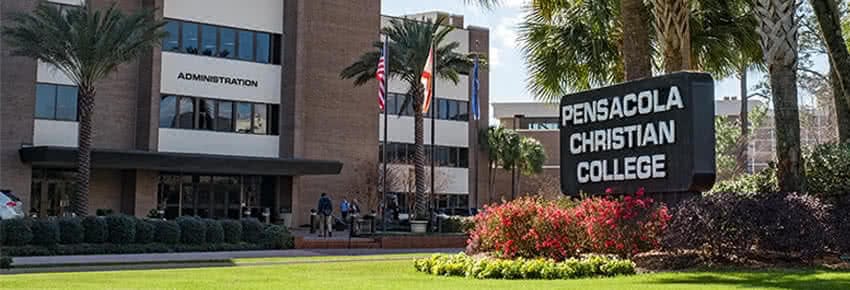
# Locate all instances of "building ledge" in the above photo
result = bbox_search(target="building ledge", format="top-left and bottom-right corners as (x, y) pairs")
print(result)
(19, 146), (342, 176)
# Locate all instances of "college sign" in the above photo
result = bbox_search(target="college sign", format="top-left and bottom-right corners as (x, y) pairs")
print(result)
(560, 72), (716, 195)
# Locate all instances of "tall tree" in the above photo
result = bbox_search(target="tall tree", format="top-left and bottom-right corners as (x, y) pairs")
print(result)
(622, 0), (655, 79)
(810, 0), (850, 141)
(653, 0), (692, 72)
(341, 17), (473, 220)
(2, 3), (165, 216)
(755, 0), (805, 192)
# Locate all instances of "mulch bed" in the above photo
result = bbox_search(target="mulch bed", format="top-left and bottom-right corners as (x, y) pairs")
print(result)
(632, 250), (850, 272)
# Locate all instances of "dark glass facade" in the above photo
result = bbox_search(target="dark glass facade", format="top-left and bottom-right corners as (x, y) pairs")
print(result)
(158, 173), (275, 220)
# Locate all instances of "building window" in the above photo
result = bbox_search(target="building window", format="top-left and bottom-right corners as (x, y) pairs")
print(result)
(253, 103), (267, 134)
(163, 19), (281, 65)
(235, 102), (252, 133)
(177, 96), (195, 129)
(379, 142), (469, 168)
(382, 94), (469, 122)
(256, 32), (271, 64)
(160, 95), (278, 135)
(159, 95), (177, 128)
(198, 99), (216, 130)
(35, 83), (77, 121)
(163, 21), (180, 52)
(521, 117), (560, 130)
(219, 28), (236, 58)
(237, 31), (254, 61)
(217, 101), (234, 132)
(200, 24), (218, 56)
(181, 22), (199, 54)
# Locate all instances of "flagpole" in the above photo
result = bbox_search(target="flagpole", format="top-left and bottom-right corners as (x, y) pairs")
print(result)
(381, 34), (389, 233)
(472, 41), (480, 214)
(430, 41), (437, 224)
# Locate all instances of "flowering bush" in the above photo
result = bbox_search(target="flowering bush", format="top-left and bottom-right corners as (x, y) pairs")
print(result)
(413, 253), (635, 280)
(467, 188), (670, 260)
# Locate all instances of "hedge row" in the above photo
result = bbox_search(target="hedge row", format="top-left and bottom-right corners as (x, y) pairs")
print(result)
(414, 253), (635, 280)
(0, 215), (293, 255)
(3, 242), (268, 257)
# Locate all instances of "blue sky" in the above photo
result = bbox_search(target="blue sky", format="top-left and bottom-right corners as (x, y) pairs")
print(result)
(382, 1), (828, 108)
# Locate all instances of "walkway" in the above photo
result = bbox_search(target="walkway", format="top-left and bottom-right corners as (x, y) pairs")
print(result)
(5, 248), (462, 274)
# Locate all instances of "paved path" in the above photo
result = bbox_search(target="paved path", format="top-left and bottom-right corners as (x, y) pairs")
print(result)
(11, 248), (462, 267)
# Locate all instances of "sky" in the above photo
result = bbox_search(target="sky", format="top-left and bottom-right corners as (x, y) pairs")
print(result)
(381, 0), (829, 109)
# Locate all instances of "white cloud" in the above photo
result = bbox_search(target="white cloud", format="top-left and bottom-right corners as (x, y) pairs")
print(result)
(493, 15), (522, 48)
(502, 0), (530, 8)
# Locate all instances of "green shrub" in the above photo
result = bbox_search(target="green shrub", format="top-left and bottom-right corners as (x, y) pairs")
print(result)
(176, 216), (206, 244)
(30, 219), (59, 246)
(241, 218), (263, 243)
(3, 242), (267, 257)
(0, 256), (11, 269)
(221, 220), (242, 243)
(204, 219), (224, 244)
(709, 164), (778, 194)
(95, 208), (114, 216)
(152, 220), (180, 244)
(414, 253), (635, 280)
(2, 219), (33, 246)
(105, 215), (136, 244)
(57, 217), (84, 244)
(82, 216), (107, 244)
(806, 143), (850, 200)
(439, 216), (473, 233)
(134, 218), (155, 244)
(261, 225), (293, 249)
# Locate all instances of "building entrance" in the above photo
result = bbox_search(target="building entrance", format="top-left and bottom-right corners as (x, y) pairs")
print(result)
(158, 173), (274, 220)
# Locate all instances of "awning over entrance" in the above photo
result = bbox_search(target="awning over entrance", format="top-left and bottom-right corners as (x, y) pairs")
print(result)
(19, 146), (342, 176)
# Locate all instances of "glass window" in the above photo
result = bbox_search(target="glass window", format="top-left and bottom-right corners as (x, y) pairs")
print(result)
(35, 84), (56, 119)
(198, 99), (215, 130)
(394, 143), (406, 163)
(406, 144), (416, 164)
(459, 148), (469, 168)
(255, 32), (270, 63)
(438, 99), (449, 120)
(55, 85), (78, 121)
(236, 102), (253, 133)
(448, 100), (459, 121)
(177, 96), (195, 129)
(181, 22), (199, 54)
(386, 93), (398, 115)
(218, 28), (235, 58)
(200, 24), (217, 56)
(159, 96), (177, 128)
(438, 147), (451, 167)
(237, 31), (254, 61)
(163, 21), (180, 52)
(457, 101), (469, 121)
(216, 101), (233, 132)
(269, 104), (279, 135)
(252, 104), (267, 134)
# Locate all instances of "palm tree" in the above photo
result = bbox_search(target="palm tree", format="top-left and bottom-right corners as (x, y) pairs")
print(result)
(754, 0), (804, 192)
(810, 0), (850, 142)
(482, 126), (511, 199)
(481, 127), (545, 199)
(2, 3), (165, 216)
(514, 137), (546, 197)
(341, 17), (473, 220)
(653, 0), (693, 72)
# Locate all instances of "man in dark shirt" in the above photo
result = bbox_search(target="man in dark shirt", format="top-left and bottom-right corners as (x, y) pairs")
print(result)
(317, 193), (333, 237)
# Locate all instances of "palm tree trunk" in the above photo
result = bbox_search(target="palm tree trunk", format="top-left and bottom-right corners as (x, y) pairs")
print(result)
(413, 88), (428, 220)
(832, 65), (850, 142)
(74, 87), (95, 216)
(736, 67), (749, 173)
(622, 0), (653, 80)
(810, 0), (850, 141)
(757, 0), (804, 192)
(769, 65), (805, 192)
(654, 0), (692, 73)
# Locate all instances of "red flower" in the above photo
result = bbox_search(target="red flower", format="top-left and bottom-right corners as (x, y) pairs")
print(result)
(605, 187), (614, 194)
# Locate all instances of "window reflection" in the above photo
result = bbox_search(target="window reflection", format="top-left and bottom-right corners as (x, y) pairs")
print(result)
(236, 102), (252, 133)
(256, 33), (270, 63)
(238, 31), (254, 61)
(181, 22), (199, 54)
(219, 28), (235, 58)
(159, 95), (177, 128)
(198, 99), (215, 130)
(252, 104), (267, 134)
(177, 96), (195, 129)
(201, 24), (217, 56)
(163, 21), (180, 52)
(217, 101), (234, 132)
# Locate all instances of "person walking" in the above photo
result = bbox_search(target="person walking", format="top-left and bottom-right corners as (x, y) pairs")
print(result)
(340, 198), (350, 221)
(317, 193), (334, 238)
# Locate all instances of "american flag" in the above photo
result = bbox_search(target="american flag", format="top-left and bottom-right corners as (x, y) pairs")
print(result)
(376, 39), (388, 111)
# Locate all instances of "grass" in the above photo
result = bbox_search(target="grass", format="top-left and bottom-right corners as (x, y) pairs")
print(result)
(2, 254), (850, 290)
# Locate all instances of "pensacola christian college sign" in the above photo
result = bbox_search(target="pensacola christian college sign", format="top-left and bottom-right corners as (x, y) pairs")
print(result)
(560, 72), (716, 195)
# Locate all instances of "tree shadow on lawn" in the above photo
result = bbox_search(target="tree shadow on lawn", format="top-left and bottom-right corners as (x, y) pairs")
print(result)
(646, 269), (850, 290)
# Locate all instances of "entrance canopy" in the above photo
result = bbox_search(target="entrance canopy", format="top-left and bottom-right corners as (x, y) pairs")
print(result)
(20, 146), (342, 176)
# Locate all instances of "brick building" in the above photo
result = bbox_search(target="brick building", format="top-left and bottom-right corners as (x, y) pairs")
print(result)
(0, 0), (490, 225)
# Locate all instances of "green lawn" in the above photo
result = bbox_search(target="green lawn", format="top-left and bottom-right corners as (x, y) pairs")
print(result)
(2, 255), (849, 290)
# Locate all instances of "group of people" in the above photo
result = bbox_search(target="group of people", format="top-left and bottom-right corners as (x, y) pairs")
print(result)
(315, 193), (362, 238)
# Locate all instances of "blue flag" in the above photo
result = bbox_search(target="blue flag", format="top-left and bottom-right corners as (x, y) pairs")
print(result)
(471, 56), (480, 120)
